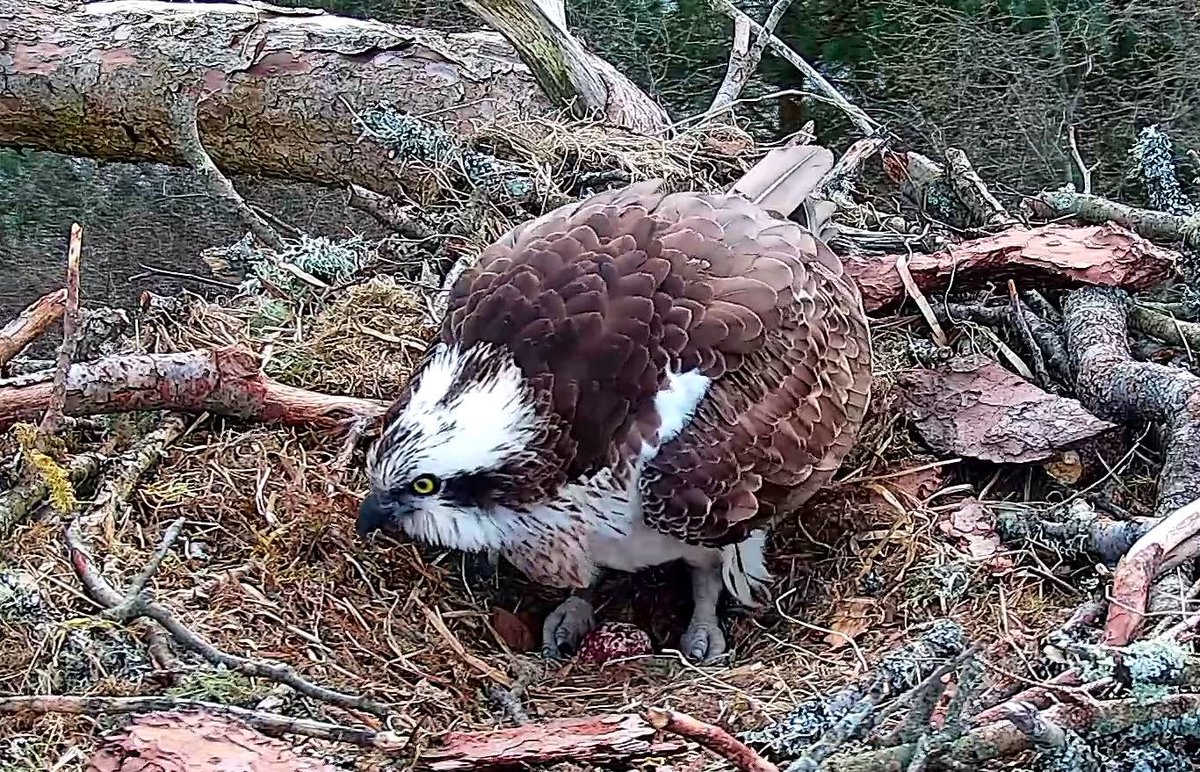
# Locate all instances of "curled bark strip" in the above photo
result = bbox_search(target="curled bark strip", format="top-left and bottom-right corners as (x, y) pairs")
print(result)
(647, 707), (778, 772)
(0, 289), (67, 368)
(847, 223), (1177, 313)
(1063, 287), (1200, 645)
(424, 713), (685, 771)
(0, 347), (386, 432)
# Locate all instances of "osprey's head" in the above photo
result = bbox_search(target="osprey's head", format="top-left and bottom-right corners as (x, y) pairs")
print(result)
(357, 341), (546, 553)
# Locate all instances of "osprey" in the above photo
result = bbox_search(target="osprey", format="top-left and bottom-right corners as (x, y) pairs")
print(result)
(358, 145), (872, 662)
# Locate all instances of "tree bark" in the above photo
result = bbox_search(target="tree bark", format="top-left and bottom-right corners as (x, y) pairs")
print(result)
(0, 289), (66, 367)
(0, 347), (385, 432)
(847, 222), (1178, 312)
(461, 0), (670, 135)
(2, 0), (553, 199)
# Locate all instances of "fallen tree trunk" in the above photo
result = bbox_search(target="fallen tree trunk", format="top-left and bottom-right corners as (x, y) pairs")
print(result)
(2, 0), (553, 199)
(847, 222), (1178, 312)
(0, 347), (386, 432)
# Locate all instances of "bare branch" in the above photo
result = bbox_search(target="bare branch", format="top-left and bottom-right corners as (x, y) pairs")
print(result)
(39, 224), (82, 434)
(0, 289), (67, 368)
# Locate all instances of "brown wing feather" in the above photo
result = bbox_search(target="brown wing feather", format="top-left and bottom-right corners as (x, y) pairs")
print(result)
(637, 192), (872, 547)
(440, 172), (870, 533)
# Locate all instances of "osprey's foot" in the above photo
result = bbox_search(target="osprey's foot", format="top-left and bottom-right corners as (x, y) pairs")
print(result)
(541, 594), (595, 659)
(680, 616), (726, 663)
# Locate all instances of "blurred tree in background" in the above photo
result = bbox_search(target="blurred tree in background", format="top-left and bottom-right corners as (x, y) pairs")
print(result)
(4, 0), (1199, 317)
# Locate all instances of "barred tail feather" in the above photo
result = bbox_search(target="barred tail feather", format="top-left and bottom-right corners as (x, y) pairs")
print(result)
(719, 529), (772, 606)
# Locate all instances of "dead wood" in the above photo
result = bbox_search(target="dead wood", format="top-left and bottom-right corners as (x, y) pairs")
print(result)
(647, 707), (778, 772)
(423, 713), (685, 770)
(1129, 303), (1200, 351)
(1062, 286), (1200, 645)
(0, 347), (386, 433)
(1032, 188), (1200, 249)
(2, 0), (553, 200)
(64, 517), (394, 719)
(168, 96), (283, 251)
(825, 693), (1200, 772)
(848, 223), (1178, 312)
(897, 357), (1115, 464)
(0, 451), (104, 539)
(346, 185), (437, 241)
(460, 0), (669, 135)
(40, 223), (83, 434)
(943, 148), (1020, 229)
(707, 0), (879, 137)
(0, 697), (403, 758)
(709, 0), (796, 114)
(0, 289), (67, 368)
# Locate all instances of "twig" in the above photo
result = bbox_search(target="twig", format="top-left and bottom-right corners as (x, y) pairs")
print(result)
(0, 289), (67, 368)
(169, 94), (284, 251)
(346, 184), (437, 240)
(82, 413), (190, 535)
(1067, 125), (1094, 195)
(63, 518), (393, 719)
(1006, 281), (1054, 390)
(707, 0), (879, 137)
(39, 224), (82, 434)
(0, 694), (406, 749)
(895, 246), (947, 347)
(103, 517), (187, 622)
(648, 707), (779, 772)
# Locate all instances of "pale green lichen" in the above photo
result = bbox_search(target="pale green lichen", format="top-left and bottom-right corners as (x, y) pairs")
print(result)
(359, 102), (537, 203)
(1130, 125), (1194, 217)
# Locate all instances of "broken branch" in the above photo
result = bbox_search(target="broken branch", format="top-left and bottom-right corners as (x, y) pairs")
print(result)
(39, 224), (82, 434)
(1032, 188), (1200, 249)
(1062, 286), (1200, 645)
(648, 707), (778, 772)
(0, 347), (386, 432)
(0, 289), (67, 368)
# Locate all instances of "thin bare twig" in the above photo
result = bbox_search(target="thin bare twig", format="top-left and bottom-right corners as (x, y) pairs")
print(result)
(40, 224), (82, 433)
(64, 518), (393, 719)
(707, 0), (879, 137)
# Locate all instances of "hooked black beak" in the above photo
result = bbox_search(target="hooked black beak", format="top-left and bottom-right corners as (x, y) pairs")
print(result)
(357, 490), (396, 537)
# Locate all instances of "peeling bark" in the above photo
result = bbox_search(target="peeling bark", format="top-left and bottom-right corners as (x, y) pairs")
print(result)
(0, 347), (386, 432)
(2, 0), (553, 199)
(424, 713), (684, 771)
(848, 223), (1178, 313)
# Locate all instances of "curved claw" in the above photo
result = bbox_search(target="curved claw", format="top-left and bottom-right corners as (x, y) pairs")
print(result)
(541, 595), (595, 659)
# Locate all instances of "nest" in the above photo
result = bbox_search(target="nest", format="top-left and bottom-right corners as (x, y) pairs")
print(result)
(0, 115), (1155, 771)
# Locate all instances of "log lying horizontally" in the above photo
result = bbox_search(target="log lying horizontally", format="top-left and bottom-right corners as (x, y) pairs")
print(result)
(3, 0), (553, 199)
(0, 347), (386, 432)
(848, 222), (1178, 312)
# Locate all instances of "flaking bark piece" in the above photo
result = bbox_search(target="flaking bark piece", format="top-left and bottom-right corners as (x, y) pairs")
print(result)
(898, 356), (1116, 464)
(87, 710), (337, 771)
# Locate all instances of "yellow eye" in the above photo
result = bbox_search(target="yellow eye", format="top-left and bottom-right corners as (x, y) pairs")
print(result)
(410, 475), (440, 496)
